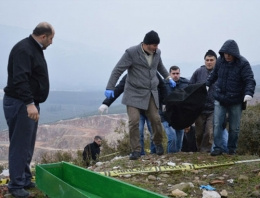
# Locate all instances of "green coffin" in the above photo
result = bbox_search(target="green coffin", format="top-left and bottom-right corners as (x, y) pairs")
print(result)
(36, 161), (167, 198)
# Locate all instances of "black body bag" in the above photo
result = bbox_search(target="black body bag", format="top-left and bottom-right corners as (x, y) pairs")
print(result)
(164, 83), (207, 130)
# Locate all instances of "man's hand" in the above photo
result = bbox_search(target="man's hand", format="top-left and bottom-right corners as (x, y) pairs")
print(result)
(162, 105), (166, 112)
(98, 104), (108, 114)
(27, 104), (39, 122)
(104, 90), (114, 99)
(169, 78), (176, 88)
(243, 95), (252, 102)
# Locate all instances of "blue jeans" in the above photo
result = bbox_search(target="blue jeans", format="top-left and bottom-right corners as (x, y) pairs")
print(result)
(139, 114), (156, 155)
(211, 128), (228, 153)
(162, 121), (184, 153)
(3, 95), (39, 189)
(212, 100), (242, 153)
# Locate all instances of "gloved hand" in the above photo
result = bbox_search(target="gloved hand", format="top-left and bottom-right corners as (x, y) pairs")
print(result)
(206, 86), (209, 91)
(243, 95), (252, 102)
(169, 78), (176, 88)
(98, 104), (108, 114)
(162, 105), (166, 112)
(105, 90), (114, 99)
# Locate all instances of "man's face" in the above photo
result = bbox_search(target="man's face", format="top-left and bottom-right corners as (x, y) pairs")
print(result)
(170, 69), (180, 82)
(95, 139), (102, 146)
(146, 44), (158, 54)
(204, 55), (216, 70)
(224, 53), (234, 62)
(41, 32), (55, 50)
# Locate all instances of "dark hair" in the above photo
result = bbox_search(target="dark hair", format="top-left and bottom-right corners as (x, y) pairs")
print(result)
(169, 65), (180, 73)
(94, 136), (102, 140)
(33, 23), (53, 36)
(204, 49), (217, 60)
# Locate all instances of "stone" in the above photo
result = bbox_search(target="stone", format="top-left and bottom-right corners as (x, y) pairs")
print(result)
(171, 189), (187, 197)
(147, 175), (157, 181)
(171, 182), (193, 192)
(220, 189), (228, 197)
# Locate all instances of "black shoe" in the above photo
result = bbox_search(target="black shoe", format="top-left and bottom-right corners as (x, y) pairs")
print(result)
(24, 182), (36, 189)
(228, 150), (236, 155)
(210, 150), (223, 156)
(9, 188), (29, 198)
(155, 144), (164, 156)
(129, 151), (141, 160)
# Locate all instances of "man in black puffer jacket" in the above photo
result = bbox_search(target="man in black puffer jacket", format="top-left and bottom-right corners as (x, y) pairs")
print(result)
(206, 39), (256, 156)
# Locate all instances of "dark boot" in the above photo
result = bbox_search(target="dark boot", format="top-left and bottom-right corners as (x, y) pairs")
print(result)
(129, 151), (141, 160)
(210, 150), (222, 156)
(155, 144), (164, 156)
(9, 188), (29, 198)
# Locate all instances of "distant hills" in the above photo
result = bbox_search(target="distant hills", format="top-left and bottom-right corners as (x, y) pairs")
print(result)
(0, 90), (125, 131)
(0, 114), (129, 161)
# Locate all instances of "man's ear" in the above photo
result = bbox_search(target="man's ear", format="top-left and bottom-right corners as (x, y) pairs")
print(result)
(40, 34), (46, 40)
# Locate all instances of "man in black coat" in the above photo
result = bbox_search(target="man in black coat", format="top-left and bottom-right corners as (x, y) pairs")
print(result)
(83, 136), (102, 166)
(189, 50), (217, 152)
(3, 22), (55, 198)
(207, 39), (256, 156)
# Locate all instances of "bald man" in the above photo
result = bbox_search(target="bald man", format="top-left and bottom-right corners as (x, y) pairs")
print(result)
(3, 22), (55, 198)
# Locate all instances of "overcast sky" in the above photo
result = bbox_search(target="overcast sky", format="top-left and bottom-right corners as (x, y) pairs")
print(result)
(0, 0), (259, 91)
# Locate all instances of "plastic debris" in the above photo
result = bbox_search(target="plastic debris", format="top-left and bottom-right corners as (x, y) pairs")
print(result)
(200, 184), (216, 191)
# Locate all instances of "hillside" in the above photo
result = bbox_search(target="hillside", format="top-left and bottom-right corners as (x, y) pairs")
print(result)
(0, 114), (128, 161)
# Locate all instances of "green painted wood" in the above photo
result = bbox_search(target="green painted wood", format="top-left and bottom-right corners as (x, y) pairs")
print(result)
(36, 161), (167, 198)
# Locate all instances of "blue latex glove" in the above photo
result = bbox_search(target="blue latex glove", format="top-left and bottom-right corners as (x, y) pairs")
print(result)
(169, 78), (176, 88)
(199, 185), (216, 191)
(105, 90), (114, 99)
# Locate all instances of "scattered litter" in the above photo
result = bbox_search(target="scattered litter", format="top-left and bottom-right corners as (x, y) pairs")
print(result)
(227, 179), (234, 184)
(0, 169), (9, 177)
(167, 162), (176, 166)
(200, 184), (216, 191)
(112, 166), (120, 170)
(202, 190), (221, 198)
(182, 162), (192, 166)
(210, 180), (225, 185)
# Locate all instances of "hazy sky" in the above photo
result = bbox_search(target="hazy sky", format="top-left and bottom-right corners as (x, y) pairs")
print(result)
(0, 0), (260, 91)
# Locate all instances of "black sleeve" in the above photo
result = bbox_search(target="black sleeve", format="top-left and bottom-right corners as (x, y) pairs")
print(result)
(82, 144), (91, 161)
(157, 73), (167, 104)
(102, 74), (127, 107)
(82, 145), (87, 160)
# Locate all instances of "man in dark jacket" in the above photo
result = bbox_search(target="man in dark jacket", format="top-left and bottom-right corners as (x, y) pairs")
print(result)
(3, 22), (55, 198)
(206, 39), (256, 156)
(160, 66), (189, 153)
(83, 136), (102, 166)
(190, 50), (217, 152)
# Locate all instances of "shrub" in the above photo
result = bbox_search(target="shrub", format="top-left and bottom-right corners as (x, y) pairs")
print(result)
(238, 103), (260, 156)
